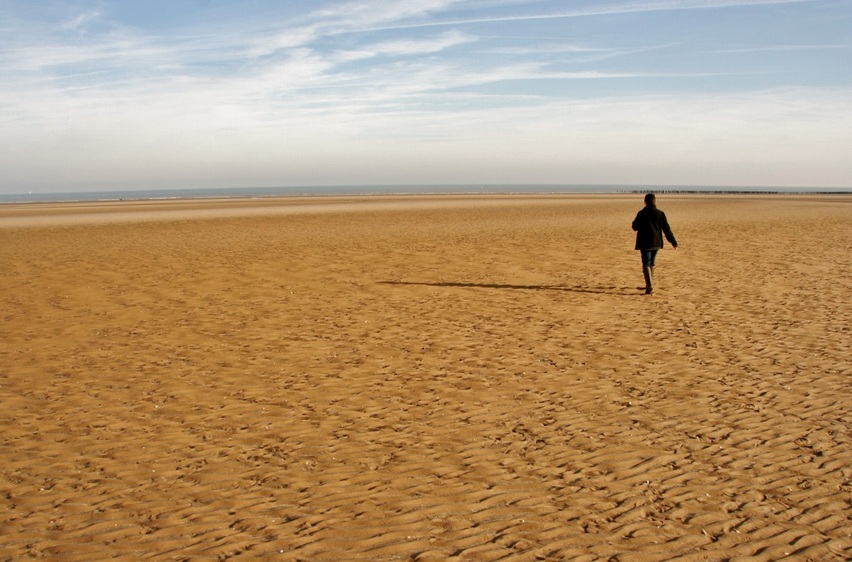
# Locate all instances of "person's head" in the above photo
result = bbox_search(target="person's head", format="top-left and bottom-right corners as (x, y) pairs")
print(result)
(644, 193), (656, 206)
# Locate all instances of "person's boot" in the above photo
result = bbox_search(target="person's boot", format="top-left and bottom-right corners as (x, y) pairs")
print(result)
(643, 266), (653, 294)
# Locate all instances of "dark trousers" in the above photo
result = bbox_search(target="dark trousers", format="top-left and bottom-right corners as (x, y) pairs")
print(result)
(640, 249), (658, 268)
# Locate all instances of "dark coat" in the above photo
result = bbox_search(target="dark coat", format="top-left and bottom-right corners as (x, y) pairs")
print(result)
(632, 205), (677, 250)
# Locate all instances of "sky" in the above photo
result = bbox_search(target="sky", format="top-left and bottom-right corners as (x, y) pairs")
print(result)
(0, 0), (850, 193)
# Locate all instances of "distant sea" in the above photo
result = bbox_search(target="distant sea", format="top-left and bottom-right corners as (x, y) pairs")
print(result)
(0, 184), (845, 204)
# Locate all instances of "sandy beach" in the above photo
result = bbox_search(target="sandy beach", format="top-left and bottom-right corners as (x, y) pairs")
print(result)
(0, 194), (849, 561)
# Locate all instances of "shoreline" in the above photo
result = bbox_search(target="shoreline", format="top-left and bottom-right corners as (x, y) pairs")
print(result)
(1, 185), (849, 206)
(1, 192), (849, 229)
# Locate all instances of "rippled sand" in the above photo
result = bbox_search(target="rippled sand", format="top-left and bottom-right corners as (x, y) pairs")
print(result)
(1, 194), (849, 560)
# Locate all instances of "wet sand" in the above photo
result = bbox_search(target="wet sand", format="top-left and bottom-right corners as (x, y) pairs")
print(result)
(1, 194), (850, 561)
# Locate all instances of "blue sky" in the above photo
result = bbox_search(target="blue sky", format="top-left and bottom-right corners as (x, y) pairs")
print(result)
(1, 0), (850, 193)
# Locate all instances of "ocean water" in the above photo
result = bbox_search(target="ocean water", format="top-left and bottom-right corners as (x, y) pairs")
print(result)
(0, 184), (828, 204)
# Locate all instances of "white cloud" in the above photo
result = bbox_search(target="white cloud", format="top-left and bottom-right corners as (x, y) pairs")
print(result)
(714, 44), (851, 53)
(3, 78), (849, 189)
(60, 10), (101, 31)
(367, 30), (475, 56)
(357, 0), (818, 31)
(308, 0), (461, 28)
(245, 27), (321, 57)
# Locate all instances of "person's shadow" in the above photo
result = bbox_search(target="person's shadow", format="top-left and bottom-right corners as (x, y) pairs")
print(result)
(378, 280), (641, 296)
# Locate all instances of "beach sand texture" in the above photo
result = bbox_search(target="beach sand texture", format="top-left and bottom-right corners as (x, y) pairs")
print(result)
(1, 195), (850, 561)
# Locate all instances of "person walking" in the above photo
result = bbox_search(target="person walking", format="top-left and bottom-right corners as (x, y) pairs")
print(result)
(632, 193), (678, 294)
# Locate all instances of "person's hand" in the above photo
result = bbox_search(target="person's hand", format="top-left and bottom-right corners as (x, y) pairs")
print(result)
(673, 246), (678, 250)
